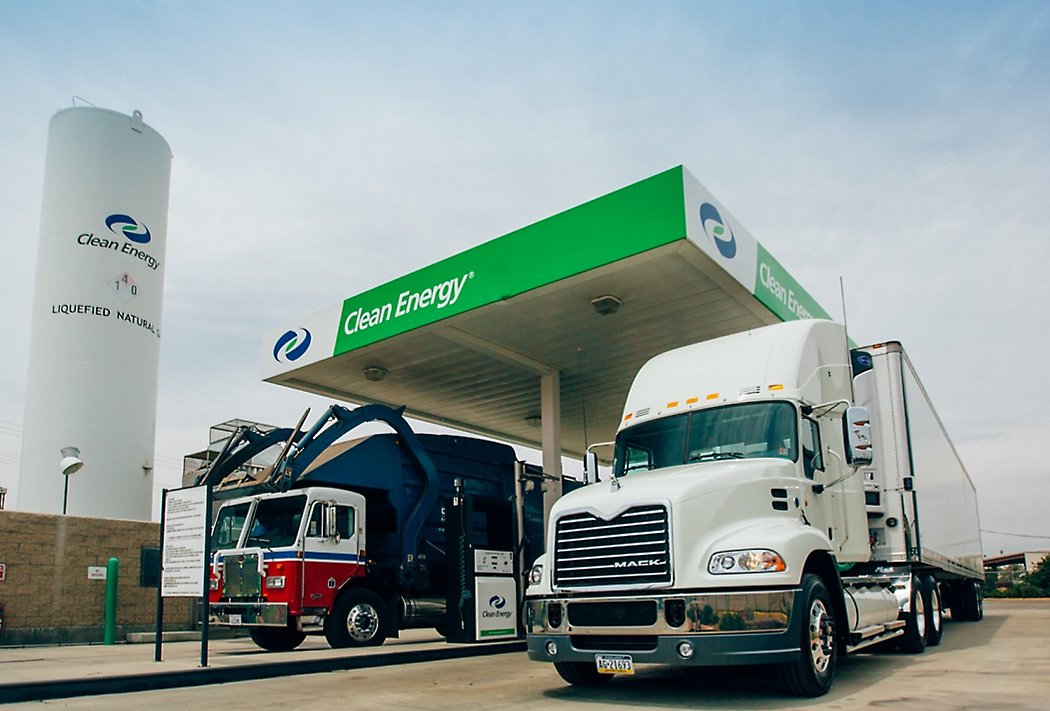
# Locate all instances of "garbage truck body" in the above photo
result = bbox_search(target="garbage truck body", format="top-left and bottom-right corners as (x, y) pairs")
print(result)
(203, 403), (544, 651)
(525, 319), (982, 696)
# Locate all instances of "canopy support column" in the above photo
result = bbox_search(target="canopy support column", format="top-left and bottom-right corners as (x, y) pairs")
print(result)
(541, 369), (562, 522)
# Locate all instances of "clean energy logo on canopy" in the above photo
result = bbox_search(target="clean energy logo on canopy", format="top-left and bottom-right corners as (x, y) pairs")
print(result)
(106, 214), (151, 244)
(273, 328), (312, 363)
(699, 203), (736, 259)
(488, 595), (507, 609)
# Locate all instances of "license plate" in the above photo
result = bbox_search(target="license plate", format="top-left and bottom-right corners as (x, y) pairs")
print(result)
(228, 614), (242, 626)
(595, 653), (634, 675)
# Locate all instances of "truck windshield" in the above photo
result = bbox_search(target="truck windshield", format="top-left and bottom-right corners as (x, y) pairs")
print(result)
(211, 502), (251, 551)
(614, 402), (798, 476)
(244, 495), (307, 548)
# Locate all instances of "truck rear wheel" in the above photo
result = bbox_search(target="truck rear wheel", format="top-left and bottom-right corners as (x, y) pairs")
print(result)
(897, 576), (927, 654)
(959, 580), (984, 621)
(554, 661), (613, 687)
(325, 589), (389, 648)
(778, 574), (836, 697)
(248, 625), (307, 652)
(923, 575), (944, 647)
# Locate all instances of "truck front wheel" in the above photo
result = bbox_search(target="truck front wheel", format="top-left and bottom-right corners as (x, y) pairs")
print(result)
(778, 573), (836, 697)
(248, 624), (307, 652)
(554, 661), (613, 687)
(325, 589), (389, 648)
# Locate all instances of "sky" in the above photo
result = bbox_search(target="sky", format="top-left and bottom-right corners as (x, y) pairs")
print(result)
(1, 1), (1048, 556)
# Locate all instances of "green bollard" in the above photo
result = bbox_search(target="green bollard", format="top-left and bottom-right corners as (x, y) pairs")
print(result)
(104, 557), (119, 645)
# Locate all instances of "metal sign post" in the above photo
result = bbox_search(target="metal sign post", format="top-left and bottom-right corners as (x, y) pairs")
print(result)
(156, 485), (211, 665)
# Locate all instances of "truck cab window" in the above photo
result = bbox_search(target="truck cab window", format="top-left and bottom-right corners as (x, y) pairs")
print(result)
(336, 505), (355, 539)
(613, 402), (798, 477)
(211, 502), (251, 551)
(307, 502), (324, 538)
(245, 494), (307, 548)
(801, 418), (824, 479)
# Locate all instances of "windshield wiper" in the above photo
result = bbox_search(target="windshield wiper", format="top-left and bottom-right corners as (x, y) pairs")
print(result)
(690, 451), (745, 462)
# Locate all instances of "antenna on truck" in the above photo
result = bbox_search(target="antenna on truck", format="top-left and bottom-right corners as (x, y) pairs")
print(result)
(840, 276), (856, 401)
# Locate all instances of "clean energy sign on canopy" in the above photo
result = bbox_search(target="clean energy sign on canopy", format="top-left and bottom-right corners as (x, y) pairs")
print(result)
(161, 486), (209, 597)
(262, 166), (831, 380)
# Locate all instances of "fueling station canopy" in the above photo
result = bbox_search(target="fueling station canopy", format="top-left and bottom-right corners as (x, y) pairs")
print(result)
(262, 165), (832, 486)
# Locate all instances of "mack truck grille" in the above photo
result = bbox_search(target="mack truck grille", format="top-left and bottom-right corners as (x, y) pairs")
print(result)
(554, 505), (671, 588)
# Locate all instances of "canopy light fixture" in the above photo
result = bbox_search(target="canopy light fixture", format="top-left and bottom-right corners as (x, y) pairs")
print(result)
(591, 295), (622, 316)
(362, 366), (389, 382)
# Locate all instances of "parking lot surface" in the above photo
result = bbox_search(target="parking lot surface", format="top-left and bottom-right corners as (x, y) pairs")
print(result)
(2, 599), (1048, 709)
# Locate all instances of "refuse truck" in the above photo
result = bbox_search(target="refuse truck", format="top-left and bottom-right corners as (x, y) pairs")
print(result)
(199, 403), (547, 651)
(525, 319), (983, 696)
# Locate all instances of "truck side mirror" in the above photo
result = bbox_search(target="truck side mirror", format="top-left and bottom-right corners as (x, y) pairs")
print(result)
(325, 503), (340, 543)
(845, 406), (874, 467)
(584, 451), (599, 484)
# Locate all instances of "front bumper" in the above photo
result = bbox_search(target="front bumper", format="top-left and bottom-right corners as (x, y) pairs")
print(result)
(210, 601), (288, 627)
(526, 588), (804, 667)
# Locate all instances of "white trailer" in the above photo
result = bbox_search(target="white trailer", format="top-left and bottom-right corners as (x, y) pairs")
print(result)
(853, 342), (984, 626)
(525, 319), (983, 696)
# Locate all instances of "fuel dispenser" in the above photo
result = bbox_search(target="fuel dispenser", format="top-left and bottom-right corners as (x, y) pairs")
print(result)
(444, 483), (519, 642)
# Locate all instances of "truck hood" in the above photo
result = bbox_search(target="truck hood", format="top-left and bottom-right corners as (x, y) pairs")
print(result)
(554, 457), (797, 517)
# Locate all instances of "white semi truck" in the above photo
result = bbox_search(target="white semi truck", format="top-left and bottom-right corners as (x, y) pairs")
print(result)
(525, 319), (983, 696)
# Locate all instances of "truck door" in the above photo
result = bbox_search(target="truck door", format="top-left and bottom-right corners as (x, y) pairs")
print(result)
(302, 500), (363, 610)
(800, 417), (834, 544)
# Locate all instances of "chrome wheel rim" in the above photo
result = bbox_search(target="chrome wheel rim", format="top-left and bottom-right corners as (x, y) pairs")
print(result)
(915, 589), (926, 639)
(931, 585), (943, 633)
(808, 598), (834, 674)
(346, 602), (380, 642)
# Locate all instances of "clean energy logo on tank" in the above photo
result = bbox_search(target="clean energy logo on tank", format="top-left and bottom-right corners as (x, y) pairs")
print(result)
(488, 595), (507, 610)
(699, 203), (736, 259)
(273, 328), (312, 363)
(105, 214), (151, 244)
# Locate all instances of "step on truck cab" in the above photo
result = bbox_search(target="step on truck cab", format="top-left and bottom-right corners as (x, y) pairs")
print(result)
(525, 319), (982, 696)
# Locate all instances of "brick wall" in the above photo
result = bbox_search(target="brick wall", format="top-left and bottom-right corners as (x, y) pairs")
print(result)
(0, 510), (194, 645)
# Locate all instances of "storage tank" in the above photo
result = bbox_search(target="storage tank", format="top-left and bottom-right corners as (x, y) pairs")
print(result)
(18, 106), (172, 519)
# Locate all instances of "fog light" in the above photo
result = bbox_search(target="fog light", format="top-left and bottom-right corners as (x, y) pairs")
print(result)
(546, 640), (559, 656)
(677, 641), (694, 659)
(548, 602), (563, 629)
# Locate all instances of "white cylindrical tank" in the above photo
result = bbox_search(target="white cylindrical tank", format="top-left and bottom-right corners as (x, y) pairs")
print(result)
(18, 106), (172, 520)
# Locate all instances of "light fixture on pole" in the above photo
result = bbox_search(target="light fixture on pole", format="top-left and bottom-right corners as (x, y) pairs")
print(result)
(60, 446), (84, 515)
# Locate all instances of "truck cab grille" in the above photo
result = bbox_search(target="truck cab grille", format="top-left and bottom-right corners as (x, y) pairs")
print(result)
(554, 505), (671, 588)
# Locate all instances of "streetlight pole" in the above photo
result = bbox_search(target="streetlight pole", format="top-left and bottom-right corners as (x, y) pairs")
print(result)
(60, 446), (84, 515)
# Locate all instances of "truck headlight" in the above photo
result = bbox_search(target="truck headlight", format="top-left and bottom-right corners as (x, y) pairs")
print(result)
(529, 563), (544, 585)
(708, 549), (786, 574)
(265, 576), (286, 589)
(209, 578), (219, 591)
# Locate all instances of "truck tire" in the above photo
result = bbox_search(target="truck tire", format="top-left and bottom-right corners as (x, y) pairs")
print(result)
(960, 580), (984, 622)
(554, 661), (613, 687)
(897, 576), (927, 654)
(923, 575), (944, 647)
(248, 625), (307, 652)
(325, 589), (389, 648)
(778, 574), (836, 697)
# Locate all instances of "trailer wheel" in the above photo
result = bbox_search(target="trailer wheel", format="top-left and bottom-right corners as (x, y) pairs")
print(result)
(923, 576), (944, 647)
(248, 625), (307, 652)
(325, 589), (389, 648)
(554, 661), (613, 687)
(960, 581), (984, 622)
(897, 576), (927, 654)
(778, 574), (836, 697)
